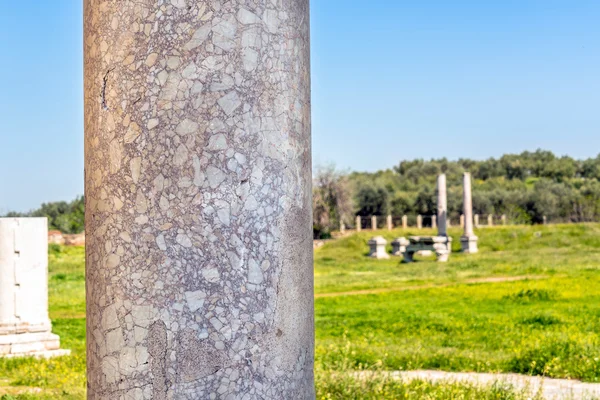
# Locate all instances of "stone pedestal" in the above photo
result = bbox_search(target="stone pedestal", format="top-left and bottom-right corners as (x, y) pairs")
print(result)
(368, 236), (390, 259)
(460, 235), (479, 254)
(391, 237), (409, 256)
(84, 1), (314, 397)
(0, 218), (70, 358)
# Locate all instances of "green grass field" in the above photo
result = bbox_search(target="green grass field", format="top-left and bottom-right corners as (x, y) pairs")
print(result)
(3, 224), (600, 399)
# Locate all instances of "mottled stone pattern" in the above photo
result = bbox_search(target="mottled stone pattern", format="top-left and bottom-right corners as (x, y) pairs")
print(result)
(84, 0), (314, 398)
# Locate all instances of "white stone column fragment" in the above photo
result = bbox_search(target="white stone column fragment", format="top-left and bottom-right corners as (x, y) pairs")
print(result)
(372, 216), (377, 231)
(387, 215), (393, 231)
(502, 215), (507, 225)
(0, 218), (70, 358)
(356, 216), (362, 232)
(417, 215), (423, 229)
(461, 173), (479, 253)
(84, 1), (314, 397)
(368, 236), (390, 259)
(437, 174), (448, 237)
(488, 215), (494, 226)
(402, 215), (408, 229)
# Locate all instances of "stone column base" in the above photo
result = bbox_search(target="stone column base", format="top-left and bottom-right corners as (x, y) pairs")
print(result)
(0, 331), (70, 358)
(461, 235), (479, 254)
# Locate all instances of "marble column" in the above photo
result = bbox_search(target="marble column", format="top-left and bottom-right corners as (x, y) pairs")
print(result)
(488, 215), (494, 226)
(431, 215), (437, 230)
(356, 216), (362, 232)
(417, 215), (423, 229)
(501, 215), (507, 225)
(436, 174), (447, 237)
(372, 216), (377, 231)
(0, 218), (70, 358)
(461, 173), (478, 253)
(340, 220), (346, 234)
(387, 215), (393, 231)
(84, 1), (314, 398)
(402, 215), (408, 229)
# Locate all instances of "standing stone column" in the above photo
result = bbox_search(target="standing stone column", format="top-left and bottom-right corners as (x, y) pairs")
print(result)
(372, 216), (377, 231)
(431, 215), (437, 230)
(0, 218), (70, 358)
(356, 216), (362, 232)
(461, 173), (478, 253)
(501, 215), (507, 225)
(340, 220), (346, 234)
(417, 215), (423, 229)
(84, 1), (314, 398)
(402, 215), (408, 229)
(436, 174), (447, 237)
(488, 215), (494, 226)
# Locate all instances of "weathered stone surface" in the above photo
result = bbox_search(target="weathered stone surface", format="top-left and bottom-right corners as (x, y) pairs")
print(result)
(405, 236), (452, 263)
(0, 218), (70, 358)
(368, 236), (390, 259)
(461, 173), (478, 254)
(84, 0), (314, 398)
(391, 237), (409, 256)
(437, 174), (447, 236)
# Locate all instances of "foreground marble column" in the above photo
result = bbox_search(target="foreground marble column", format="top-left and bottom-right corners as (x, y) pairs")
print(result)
(84, 1), (314, 398)
(0, 218), (70, 358)
(437, 174), (447, 236)
(461, 173), (478, 253)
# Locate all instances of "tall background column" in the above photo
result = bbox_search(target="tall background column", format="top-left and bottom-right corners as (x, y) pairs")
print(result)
(437, 174), (447, 236)
(461, 172), (478, 253)
(84, 1), (314, 398)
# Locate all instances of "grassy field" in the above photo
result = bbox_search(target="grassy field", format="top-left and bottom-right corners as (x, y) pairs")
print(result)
(2, 224), (600, 398)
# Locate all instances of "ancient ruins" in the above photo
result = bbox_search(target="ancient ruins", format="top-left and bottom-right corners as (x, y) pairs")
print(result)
(0, 218), (70, 358)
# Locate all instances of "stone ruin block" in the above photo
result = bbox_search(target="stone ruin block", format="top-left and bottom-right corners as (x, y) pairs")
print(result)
(0, 218), (70, 358)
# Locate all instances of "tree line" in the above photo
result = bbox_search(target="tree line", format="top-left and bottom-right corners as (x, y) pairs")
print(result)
(314, 150), (600, 238)
(3, 196), (85, 234)
(5, 150), (600, 237)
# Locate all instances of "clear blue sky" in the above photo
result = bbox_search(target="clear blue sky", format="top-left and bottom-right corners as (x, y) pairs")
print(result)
(2, 1), (600, 212)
